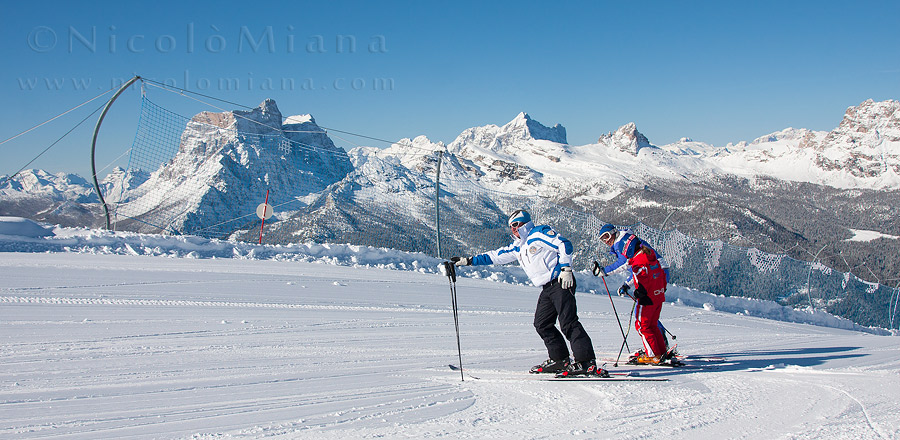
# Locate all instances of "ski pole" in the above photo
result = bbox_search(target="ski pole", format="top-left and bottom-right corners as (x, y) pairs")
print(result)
(443, 261), (465, 381)
(614, 300), (637, 367)
(601, 276), (630, 353)
(660, 322), (677, 341)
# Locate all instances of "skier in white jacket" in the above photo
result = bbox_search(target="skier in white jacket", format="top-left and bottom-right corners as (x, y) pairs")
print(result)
(452, 209), (606, 377)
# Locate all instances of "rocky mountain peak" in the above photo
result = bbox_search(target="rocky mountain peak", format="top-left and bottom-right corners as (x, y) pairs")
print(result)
(448, 113), (567, 157)
(500, 112), (568, 145)
(188, 99), (284, 134)
(231, 99), (283, 135)
(835, 99), (900, 144)
(1, 169), (96, 202)
(599, 122), (653, 155)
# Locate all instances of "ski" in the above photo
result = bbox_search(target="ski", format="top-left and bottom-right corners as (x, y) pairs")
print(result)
(449, 364), (634, 377)
(675, 355), (727, 362)
(613, 359), (716, 370)
(447, 365), (667, 381)
(599, 357), (687, 367)
(552, 370), (634, 377)
(600, 357), (708, 369)
(545, 376), (668, 382)
(448, 364), (480, 379)
(627, 358), (686, 367)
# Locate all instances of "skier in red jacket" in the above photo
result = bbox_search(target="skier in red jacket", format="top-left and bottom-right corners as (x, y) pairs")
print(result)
(623, 245), (668, 363)
(593, 224), (670, 364)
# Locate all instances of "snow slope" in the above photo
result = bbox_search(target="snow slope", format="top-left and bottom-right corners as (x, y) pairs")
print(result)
(1, 219), (899, 439)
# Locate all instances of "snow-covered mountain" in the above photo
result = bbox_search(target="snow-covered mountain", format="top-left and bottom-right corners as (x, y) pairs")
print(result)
(688, 99), (900, 189)
(3, 99), (898, 318)
(294, 99), (899, 326)
(345, 99), (899, 265)
(1, 169), (97, 203)
(111, 99), (352, 235)
(6, 99), (898, 218)
(399, 99), (900, 200)
(0, 169), (101, 227)
(100, 167), (151, 204)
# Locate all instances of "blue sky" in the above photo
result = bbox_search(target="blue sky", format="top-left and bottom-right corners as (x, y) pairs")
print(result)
(1, 0), (898, 178)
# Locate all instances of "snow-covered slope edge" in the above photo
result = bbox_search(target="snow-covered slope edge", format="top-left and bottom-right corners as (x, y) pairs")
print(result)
(0, 218), (889, 335)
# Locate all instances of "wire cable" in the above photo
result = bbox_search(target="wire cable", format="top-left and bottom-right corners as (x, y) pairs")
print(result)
(0, 86), (117, 148)
(141, 84), (440, 159)
(1, 100), (108, 188)
(139, 78), (441, 154)
(139, 77), (254, 111)
(97, 148), (133, 175)
(142, 83), (351, 157)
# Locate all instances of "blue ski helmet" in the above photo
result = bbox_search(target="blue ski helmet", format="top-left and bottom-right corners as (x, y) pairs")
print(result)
(508, 209), (531, 227)
(598, 224), (617, 240)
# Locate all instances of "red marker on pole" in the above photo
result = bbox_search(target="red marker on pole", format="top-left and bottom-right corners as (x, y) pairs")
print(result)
(257, 189), (272, 244)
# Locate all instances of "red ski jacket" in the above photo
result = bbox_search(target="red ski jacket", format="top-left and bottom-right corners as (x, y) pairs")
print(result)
(629, 248), (667, 303)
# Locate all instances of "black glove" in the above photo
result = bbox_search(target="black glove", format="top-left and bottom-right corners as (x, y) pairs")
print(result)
(450, 256), (471, 266)
(634, 284), (653, 306)
(591, 261), (607, 277)
(617, 284), (630, 297)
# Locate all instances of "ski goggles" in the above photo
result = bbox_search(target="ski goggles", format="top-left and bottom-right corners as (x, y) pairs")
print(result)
(599, 231), (614, 243)
(510, 221), (524, 231)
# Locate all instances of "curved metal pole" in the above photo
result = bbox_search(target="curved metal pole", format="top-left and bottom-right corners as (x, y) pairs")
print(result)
(434, 150), (443, 259)
(659, 210), (676, 231)
(805, 244), (828, 308)
(91, 75), (140, 229)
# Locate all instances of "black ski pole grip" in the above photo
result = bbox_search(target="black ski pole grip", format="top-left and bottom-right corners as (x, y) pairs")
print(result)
(444, 261), (457, 283)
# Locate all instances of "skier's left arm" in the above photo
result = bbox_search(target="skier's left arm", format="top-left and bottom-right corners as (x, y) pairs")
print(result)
(616, 267), (641, 298)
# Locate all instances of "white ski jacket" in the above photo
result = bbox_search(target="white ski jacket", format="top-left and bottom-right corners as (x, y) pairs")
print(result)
(471, 222), (574, 287)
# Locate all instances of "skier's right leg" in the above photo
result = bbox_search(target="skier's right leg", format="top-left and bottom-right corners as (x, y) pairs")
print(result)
(548, 283), (595, 363)
(534, 286), (569, 361)
(635, 303), (665, 357)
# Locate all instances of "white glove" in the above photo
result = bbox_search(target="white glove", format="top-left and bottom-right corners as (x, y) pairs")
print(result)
(451, 256), (471, 266)
(559, 267), (575, 289)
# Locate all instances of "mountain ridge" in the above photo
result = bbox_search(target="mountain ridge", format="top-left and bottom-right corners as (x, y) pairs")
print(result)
(2, 98), (897, 283)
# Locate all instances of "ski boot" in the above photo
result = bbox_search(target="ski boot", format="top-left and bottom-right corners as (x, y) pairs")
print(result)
(556, 359), (610, 378)
(631, 354), (662, 365)
(628, 349), (664, 365)
(658, 345), (684, 366)
(659, 344), (679, 363)
(627, 349), (645, 364)
(530, 358), (570, 374)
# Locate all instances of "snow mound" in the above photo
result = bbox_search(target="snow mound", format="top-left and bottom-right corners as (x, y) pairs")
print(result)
(0, 217), (54, 237)
(0, 225), (890, 335)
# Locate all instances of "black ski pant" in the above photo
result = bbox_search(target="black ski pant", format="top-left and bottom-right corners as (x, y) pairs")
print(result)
(533, 279), (596, 363)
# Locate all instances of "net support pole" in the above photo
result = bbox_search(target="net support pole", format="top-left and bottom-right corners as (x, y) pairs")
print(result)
(258, 188), (270, 244)
(91, 75), (141, 230)
(890, 286), (895, 330)
(804, 244), (827, 309)
(435, 150), (444, 259)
